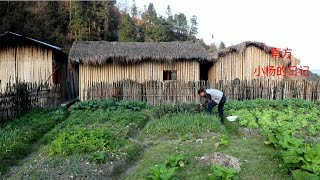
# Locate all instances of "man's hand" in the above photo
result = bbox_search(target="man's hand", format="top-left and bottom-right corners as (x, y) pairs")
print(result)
(197, 103), (204, 110)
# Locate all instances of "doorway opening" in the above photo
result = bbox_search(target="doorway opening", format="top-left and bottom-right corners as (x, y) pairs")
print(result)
(200, 63), (210, 81)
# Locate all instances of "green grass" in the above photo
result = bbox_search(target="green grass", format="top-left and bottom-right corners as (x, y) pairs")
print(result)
(140, 113), (226, 140)
(0, 108), (68, 175)
(126, 111), (296, 179)
(126, 136), (292, 180)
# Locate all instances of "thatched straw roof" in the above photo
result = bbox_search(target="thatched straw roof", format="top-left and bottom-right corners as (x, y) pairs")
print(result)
(218, 41), (273, 58)
(212, 41), (300, 64)
(69, 41), (211, 64)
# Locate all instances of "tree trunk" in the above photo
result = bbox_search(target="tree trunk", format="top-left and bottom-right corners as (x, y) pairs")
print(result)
(103, 2), (109, 40)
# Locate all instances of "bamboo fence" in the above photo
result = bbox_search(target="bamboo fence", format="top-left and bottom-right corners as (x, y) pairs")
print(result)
(81, 79), (320, 105)
(0, 82), (62, 122)
(1, 79), (319, 122)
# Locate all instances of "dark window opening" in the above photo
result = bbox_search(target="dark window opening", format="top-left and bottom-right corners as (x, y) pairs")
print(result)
(200, 63), (210, 81)
(163, 70), (177, 80)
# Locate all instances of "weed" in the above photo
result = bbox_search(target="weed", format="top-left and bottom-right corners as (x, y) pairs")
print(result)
(181, 134), (190, 141)
(91, 151), (108, 164)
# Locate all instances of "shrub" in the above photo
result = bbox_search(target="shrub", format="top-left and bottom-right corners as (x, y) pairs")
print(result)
(91, 151), (108, 164)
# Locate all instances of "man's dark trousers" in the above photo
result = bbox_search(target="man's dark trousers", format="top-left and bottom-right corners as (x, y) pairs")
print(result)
(207, 95), (227, 124)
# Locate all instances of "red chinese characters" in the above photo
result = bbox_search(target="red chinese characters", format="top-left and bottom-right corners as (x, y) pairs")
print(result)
(282, 47), (292, 59)
(271, 47), (292, 59)
(298, 66), (309, 76)
(254, 66), (309, 77)
(271, 48), (281, 58)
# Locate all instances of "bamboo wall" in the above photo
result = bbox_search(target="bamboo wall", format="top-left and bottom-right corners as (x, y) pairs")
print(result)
(0, 45), (53, 92)
(208, 46), (300, 82)
(79, 61), (200, 100)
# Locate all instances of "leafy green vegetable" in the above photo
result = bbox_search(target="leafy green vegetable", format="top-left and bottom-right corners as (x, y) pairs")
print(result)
(208, 164), (238, 180)
(164, 154), (186, 168)
(219, 134), (229, 146)
(147, 165), (179, 180)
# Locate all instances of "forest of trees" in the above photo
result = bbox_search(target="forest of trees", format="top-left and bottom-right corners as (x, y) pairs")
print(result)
(0, 1), (217, 51)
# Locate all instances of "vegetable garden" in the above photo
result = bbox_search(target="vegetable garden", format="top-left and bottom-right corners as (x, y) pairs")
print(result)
(0, 99), (319, 180)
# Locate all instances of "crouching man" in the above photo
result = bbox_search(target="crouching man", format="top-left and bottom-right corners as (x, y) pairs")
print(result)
(198, 88), (227, 124)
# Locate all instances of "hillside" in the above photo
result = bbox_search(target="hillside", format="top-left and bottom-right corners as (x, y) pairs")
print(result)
(313, 69), (320, 75)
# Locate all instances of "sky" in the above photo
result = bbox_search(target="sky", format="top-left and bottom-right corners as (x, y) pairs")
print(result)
(117, 0), (320, 70)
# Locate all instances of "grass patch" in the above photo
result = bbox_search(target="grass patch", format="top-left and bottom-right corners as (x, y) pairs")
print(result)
(45, 103), (151, 167)
(126, 136), (292, 180)
(0, 108), (68, 175)
(152, 103), (200, 118)
(140, 113), (226, 140)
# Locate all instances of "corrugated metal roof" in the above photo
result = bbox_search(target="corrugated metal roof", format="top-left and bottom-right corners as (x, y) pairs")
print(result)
(0, 31), (62, 51)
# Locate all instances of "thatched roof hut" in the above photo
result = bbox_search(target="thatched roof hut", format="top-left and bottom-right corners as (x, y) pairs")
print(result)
(208, 41), (301, 82)
(69, 41), (212, 100)
(69, 41), (211, 65)
(214, 41), (300, 62)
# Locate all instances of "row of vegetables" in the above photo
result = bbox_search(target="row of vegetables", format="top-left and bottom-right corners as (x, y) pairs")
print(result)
(226, 99), (320, 179)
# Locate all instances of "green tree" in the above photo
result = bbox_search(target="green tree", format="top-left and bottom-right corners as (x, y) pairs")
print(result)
(170, 13), (188, 41)
(219, 41), (226, 49)
(164, 5), (175, 41)
(0, 1), (30, 34)
(152, 16), (167, 42)
(0, 1), (205, 50)
(141, 3), (167, 42)
(189, 15), (198, 39)
(131, 0), (138, 17)
(119, 13), (138, 42)
(103, 1), (120, 41)
(165, 5), (174, 29)
(68, 1), (88, 41)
